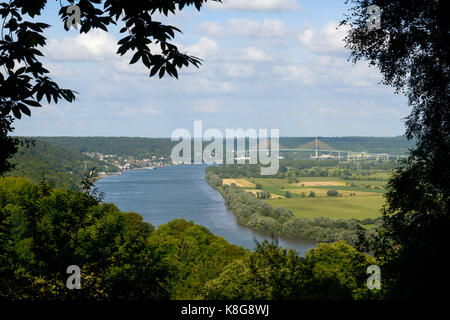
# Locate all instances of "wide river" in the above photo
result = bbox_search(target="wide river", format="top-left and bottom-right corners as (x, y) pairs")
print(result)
(96, 165), (317, 255)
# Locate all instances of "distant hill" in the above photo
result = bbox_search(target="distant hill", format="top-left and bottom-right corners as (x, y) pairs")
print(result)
(6, 139), (108, 189)
(279, 136), (415, 155)
(33, 136), (416, 157)
(297, 139), (337, 151)
(35, 137), (176, 160)
(6, 136), (415, 187)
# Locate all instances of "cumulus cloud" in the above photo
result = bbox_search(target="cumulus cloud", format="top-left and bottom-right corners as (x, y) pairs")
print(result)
(242, 47), (273, 62)
(228, 19), (288, 38)
(207, 0), (301, 11)
(197, 19), (290, 39)
(297, 21), (351, 54)
(40, 63), (73, 77)
(273, 55), (382, 89)
(224, 63), (256, 78)
(196, 22), (225, 38)
(273, 65), (315, 84)
(45, 30), (118, 61)
(184, 37), (220, 60)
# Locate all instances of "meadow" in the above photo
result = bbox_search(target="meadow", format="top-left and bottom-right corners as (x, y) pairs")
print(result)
(227, 177), (386, 220)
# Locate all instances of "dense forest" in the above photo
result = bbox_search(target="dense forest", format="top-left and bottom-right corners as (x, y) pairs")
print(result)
(278, 136), (415, 155)
(6, 139), (111, 189)
(207, 159), (398, 180)
(35, 137), (177, 160)
(0, 177), (379, 300)
(31, 136), (414, 161)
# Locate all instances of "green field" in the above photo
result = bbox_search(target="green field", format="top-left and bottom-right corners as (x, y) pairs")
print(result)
(267, 196), (384, 220)
(244, 177), (386, 220)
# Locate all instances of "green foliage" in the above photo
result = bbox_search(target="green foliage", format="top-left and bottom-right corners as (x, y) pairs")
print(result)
(326, 189), (340, 197)
(206, 172), (366, 245)
(206, 158), (402, 180)
(205, 172), (222, 188)
(300, 241), (381, 300)
(37, 136), (176, 160)
(0, 177), (170, 300)
(0, 0), (219, 177)
(149, 219), (247, 299)
(0, 116), (18, 175)
(344, 0), (450, 299)
(0, 177), (384, 301)
(202, 240), (379, 300)
(6, 139), (109, 189)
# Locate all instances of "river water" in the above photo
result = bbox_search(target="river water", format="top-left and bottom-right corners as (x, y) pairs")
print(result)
(95, 165), (317, 255)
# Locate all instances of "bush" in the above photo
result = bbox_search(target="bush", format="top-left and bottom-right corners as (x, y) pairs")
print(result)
(361, 218), (374, 225)
(255, 183), (263, 190)
(309, 191), (316, 198)
(285, 191), (292, 198)
(327, 189), (340, 197)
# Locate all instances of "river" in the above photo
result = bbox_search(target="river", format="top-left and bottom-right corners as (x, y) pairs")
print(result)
(95, 164), (317, 255)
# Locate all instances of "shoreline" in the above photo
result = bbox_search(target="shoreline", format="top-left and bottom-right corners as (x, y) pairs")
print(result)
(97, 165), (169, 181)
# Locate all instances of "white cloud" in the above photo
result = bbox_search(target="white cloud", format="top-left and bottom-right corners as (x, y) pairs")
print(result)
(242, 47), (273, 62)
(297, 21), (350, 54)
(273, 65), (315, 84)
(45, 30), (118, 61)
(120, 105), (161, 117)
(224, 63), (256, 78)
(207, 0), (301, 11)
(192, 100), (220, 114)
(45, 63), (73, 77)
(228, 19), (288, 38)
(196, 22), (225, 38)
(184, 37), (220, 60)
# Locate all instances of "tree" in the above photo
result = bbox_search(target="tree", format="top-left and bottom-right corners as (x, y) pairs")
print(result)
(326, 189), (340, 197)
(0, 177), (173, 300)
(343, 0), (449, 299)
(0, 0), (221, 175)
(308, 191), (316, 198)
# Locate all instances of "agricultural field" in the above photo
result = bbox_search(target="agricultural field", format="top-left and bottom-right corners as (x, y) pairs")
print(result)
(222, 178), (256, 188)
(267, 196), (384, 220)
(241, 177), (386, 220)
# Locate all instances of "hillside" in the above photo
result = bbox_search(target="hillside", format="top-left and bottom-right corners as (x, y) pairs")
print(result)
(34, 136), (416, 158)
(6, 139), (109, 189)
(279, 136), (415, 155)
(36, 137), (176, 160)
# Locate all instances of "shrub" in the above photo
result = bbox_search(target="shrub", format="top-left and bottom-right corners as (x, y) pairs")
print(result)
(361, 218), (374, 225)
(327, 189), (340, 197)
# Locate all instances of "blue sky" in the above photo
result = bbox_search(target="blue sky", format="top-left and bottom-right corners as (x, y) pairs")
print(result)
(14, 0), (409, 137)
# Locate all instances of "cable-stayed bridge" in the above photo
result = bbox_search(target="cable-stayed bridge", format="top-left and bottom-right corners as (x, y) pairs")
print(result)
(247, 138), (408, 160)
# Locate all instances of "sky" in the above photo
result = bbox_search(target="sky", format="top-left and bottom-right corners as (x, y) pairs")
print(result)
(13, 0), (410, 138)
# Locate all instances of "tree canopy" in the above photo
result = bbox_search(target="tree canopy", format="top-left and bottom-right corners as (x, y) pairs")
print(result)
(0, 0), (221, 174)
(343, 0), (449, 299)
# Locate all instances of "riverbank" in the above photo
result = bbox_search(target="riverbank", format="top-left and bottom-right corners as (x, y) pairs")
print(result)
(95, 165), (317, 254)
(97, 164), (175, 180)
(205, 171), (371, 245)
